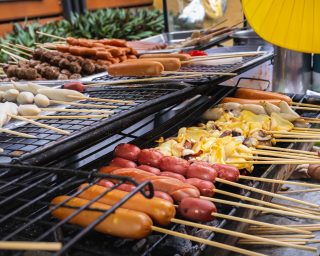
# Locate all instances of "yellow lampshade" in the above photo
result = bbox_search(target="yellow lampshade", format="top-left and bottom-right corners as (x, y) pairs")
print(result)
(242, 0), (320, 53)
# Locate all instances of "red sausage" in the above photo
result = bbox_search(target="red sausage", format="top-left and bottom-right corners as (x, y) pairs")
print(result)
(137, 165), (161, 175)
(63, 82), (85, 92)
(186, 162), (218, 182)
(212, 164), (240, 182)
(97, 179), (114, 188)
(154, 191), (174, 203)
(159, 156), (190, 176)
(110, 157), (137, 168)
(99, 166), (121, 174)
(114, 143), (141, 161)
(117, 184), (136, 192)
(159, 171), (186, 182)
(138, 149), (164, 168)
(178, 198), (216, 222)
(185, 178), (215, 197)
(170, 188), (200, 203)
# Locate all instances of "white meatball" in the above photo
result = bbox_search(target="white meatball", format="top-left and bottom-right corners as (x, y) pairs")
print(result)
(18, 105), (41, 116)
(17, 92), (34, 105)
(34, 94), (50, 108)
(3, 89), (19, 102)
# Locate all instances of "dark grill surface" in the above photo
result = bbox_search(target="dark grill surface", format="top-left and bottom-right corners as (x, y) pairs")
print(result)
(0, 83), (193, 164)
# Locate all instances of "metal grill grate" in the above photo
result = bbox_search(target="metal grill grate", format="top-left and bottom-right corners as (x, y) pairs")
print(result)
(0, 83), (194, 164)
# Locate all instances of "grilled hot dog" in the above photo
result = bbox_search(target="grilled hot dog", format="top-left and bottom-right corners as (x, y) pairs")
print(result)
(51, 196), (153, 239)
(125, 58), (181, 71)
(107, 61), (164, 77)
(140, 53), (191, 61)
(221, 97), (282, 106)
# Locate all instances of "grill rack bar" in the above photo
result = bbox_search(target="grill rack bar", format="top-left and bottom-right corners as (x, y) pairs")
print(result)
(0, 163), (154, 255)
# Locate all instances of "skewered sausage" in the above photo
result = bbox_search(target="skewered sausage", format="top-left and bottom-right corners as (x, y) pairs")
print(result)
(37, 88), (84, 102)
(125, 58), (181, 71)
(51, 196), (153, 239)
(153, 191), (174, 203)
(185, 178), (215, 197)
(78, 184), (176, 225)
(212, 163), (240, 182)
(137, 165), (161, 175)
(107, 61), (164, 77)
(235, 88), (292, 105)
(114, 143), (141, 161)
(178, 198), (216, 222)
(110, 157), (137, 168)
(186, 162), (218, 182)
(159, 156), (190, 176)
(159, 171), (186, 182)
(140, 53), (192, 61)
(138, 149), (164, 168)
(63, 82), (85, 92)
(221, 97), (282, 106)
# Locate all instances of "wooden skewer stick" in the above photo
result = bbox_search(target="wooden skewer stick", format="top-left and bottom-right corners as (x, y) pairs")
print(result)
(162, 71), (237, 76)
(0, 241), (62, 251)
(227, 160), (320, 164)
(83, 74), (208, 87)
(24, 115), (109, 119)
(291, 106), (320, 111)
(50, 100), (118, 109)
(239, 175), (320, 189)
(3, 43), (33, 52)
(269, 130), (320, 135)
(36, 31), (65, 41)
(215, 178), (320, 208)
(275, 139), (320, 142)
(8, 114), (70, 135)
(238, 241), (305, 245)
(41, 108), (113, 114)
(213, 189), (308, 214)
(171, 218), (314, 251)
(293, 127), (320, 132)
(232, 155), (294, 161)
(275, 203), (320, 215)
(256, 145), (318, 156)
(211, 212), (310, 234)
(208, 198), (320, 221)
(67, 95), (135, 104)
(273, 134), (320, 139)
(1, 49), (28, 61)
(151, 226), (265, 256)
(0, 127), (36, 138)
(292, 102), (320, 108)
(278, 188), (320, 194)
(251, 149), (319, 159)
(0, 44), (32, 57)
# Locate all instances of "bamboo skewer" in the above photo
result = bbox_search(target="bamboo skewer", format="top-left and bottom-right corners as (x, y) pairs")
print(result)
(293, 127), (320, 132)
(36, 31), (65, 41)
(3, 43), (33, 52)
(50, 100), (118, 109)
(275, 203), (320, 215)
(275, 139), (320, 142)
(0, 128), (36, 138)
(211, 213), (310, 234)
(239, 175), (320, 189)
(0, 241), (62, 251)
(291, 106), (320, 111)
(227, 160), (320, 164)
(251, 149), (319, 159)
(1, 49), (28, 61)
(273, 134), (320, 139)
(292, 102), (320, 108)
(215, 178), (320, 208)
(8, 114), (70, 135)
(171, 218), (314, 251)
(256, 145), (318, 156)
(67, 95), (135, 104)
(24, 115), (109, 119)
(278, 188), (320, 194)
(151, 226), (265, 256)
(232, 155), (297, 161)
(41, 108), (113, 114)
(238, 241), (306, 245)
(213, 189), (308, 214)
(0, 44), (32, 57)
(162, 71), (237, 76)
(208, 198), (320, 221)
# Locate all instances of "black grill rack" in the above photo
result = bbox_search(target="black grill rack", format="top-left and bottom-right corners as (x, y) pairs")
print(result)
(0, 163), (154, 256)
(0, 83), (197, 165)
(91, 52), (273, 85)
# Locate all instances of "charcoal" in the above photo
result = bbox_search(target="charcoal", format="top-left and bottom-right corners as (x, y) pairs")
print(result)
(132, 238), (147, 252)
